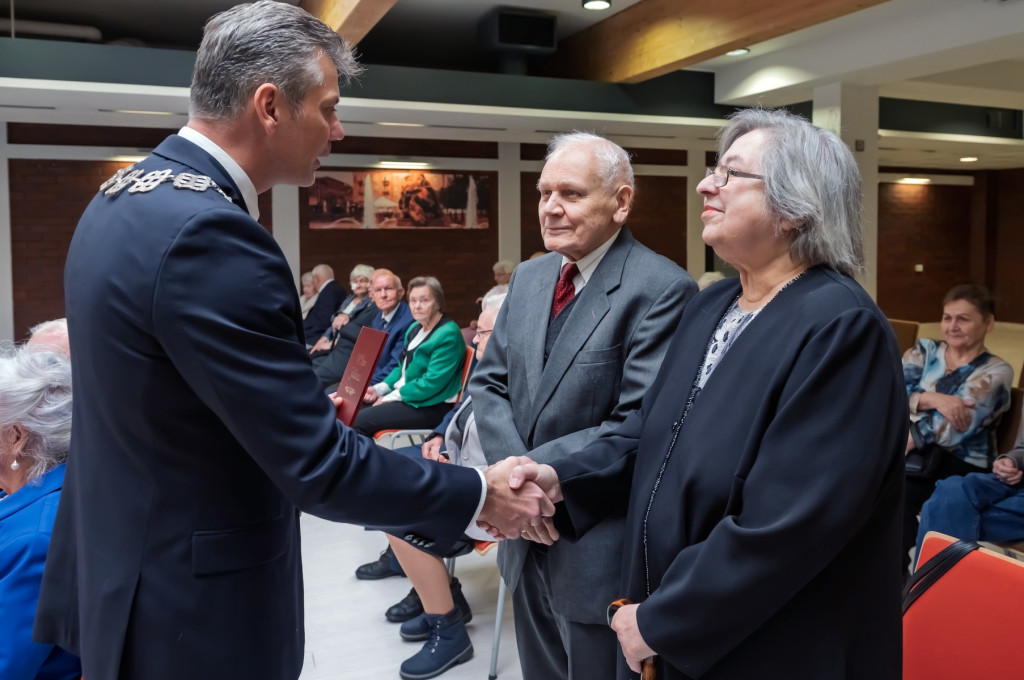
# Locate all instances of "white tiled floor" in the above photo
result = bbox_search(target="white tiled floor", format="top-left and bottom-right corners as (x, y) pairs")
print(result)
(298, 513), (523, 680)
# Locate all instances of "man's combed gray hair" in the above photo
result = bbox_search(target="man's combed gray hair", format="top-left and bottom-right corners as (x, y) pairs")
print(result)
(718, 108), (864, 277)
(546, 131), (635, 194)
(481, 285), (508, 312)
(0, 346), (72, 482)
(190, 0), (363, 120)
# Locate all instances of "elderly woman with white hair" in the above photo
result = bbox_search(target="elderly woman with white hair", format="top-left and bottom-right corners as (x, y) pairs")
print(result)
(510, 109), (908, 679)
(0, 347), (80, 679)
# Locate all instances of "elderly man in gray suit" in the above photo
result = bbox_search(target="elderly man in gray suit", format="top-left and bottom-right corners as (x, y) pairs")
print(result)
(471, 132), (697, 680)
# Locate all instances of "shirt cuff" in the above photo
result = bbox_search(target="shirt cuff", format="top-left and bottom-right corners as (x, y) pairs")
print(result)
(373, 382), (392, 397)
(464, 468), (488, 537)
(380, 388), (402, 403)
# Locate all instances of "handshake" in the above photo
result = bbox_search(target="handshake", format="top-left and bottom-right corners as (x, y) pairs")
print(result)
(476, 457), (564, 545)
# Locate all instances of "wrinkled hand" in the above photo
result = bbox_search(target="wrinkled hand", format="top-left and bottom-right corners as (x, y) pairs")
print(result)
(478, 456), (555, 540)
(310, 336), (332, 353)
(994, 457), (1023, 485)
(422, 437), (448, 463)
(520, 517), (559, 545)
(509, 461), (563, 504)
(332, 313), (351, 331)
(928, 393), (976, 432)
(610, 604), (656, 674)
(363, 388), (380, 405)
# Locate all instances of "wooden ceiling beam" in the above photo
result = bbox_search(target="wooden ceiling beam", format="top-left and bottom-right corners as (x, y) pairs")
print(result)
(299, 0), (398, 46)
(552, 0), (890, 83)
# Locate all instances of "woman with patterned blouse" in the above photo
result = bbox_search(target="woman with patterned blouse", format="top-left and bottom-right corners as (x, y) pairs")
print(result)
(901, 283), (1014, 571)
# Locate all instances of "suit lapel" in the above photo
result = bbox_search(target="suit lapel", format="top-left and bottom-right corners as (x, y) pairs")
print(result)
(530, 231), (631, 431)
(520, 256), (560, 404)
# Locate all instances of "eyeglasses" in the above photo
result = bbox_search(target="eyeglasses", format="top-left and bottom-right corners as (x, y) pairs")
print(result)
(474, 329), (493, 339)
(705, 166), (765, 188)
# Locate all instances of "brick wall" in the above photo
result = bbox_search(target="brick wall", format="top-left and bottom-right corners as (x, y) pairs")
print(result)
(876, 182), (973, 322)
(519, 172), (688, 270)
(992, 169), (1024, 323)
(9, 159), (130, 339)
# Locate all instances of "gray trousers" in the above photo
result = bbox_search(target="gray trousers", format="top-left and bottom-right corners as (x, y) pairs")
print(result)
(512, 547), (619, 680)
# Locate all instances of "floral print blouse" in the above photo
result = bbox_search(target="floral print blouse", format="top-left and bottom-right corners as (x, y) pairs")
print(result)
(904, 338), (1014, 468)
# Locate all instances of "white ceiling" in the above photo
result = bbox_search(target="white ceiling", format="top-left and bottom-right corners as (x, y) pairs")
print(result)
(3, 0), (1024, 169)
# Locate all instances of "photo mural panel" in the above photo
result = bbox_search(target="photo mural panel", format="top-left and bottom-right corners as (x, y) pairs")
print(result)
(309, 170), (494, 229)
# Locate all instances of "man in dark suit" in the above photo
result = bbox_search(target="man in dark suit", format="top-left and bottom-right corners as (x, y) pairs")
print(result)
(303, 263), (345, 343)
(313, 269), (414, 390)
(471, 132), (697, 680)
(32, 4), (552, 679)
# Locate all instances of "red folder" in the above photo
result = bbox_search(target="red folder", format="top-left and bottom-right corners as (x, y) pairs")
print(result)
(335, 326), (389, 426)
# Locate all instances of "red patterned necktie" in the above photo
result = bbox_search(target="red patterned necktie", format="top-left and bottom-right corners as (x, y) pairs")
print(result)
(551, 262), (579, 319)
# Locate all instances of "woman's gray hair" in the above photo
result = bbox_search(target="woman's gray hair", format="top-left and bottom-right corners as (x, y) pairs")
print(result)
(349, 264), (374, 281)
(408, 276), (446, 314)
(190, 0), (363, 120)
(0, 346), (72, 483)
(718, 108), (864, 277)
(300, 271), (313, 285)
(481, 285), (508, 312)
(546, 131), (635, 195)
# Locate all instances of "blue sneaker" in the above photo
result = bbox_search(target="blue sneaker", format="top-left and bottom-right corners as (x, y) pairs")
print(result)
(400, 577), (473, 641)
(399, 608), (473, 679)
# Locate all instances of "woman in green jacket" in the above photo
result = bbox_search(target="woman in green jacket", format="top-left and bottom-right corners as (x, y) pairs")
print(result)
(354, 276), (466, 435)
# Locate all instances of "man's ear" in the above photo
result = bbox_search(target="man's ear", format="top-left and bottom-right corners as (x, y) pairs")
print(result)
(253, 83), (282, 132)
(612, 185), (634, 225)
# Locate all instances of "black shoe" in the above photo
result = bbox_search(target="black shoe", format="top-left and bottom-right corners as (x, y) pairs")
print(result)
(387, 587), (424, 622)
(400, 577), (473, 641)
(356, 546), (404, 581)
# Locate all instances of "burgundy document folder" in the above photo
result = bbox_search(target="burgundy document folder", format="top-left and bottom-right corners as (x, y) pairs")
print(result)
(335, 327), (389, 426)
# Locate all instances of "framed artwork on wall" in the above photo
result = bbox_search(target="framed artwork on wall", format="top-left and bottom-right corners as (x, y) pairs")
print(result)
(309, 169), (493, 229)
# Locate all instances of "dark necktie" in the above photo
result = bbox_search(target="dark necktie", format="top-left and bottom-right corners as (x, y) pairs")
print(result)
(551, 262), (579, 319)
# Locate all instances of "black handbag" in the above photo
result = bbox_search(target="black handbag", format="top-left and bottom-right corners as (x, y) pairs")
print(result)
(904, 444), (945, 478)
(902, 539), (979, 614)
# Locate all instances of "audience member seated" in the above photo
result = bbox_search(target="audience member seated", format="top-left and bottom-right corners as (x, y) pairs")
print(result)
(379, 287), (506, 679)
(25, 319), (70, 358)
(492, 259), (516, 286)
(0, 346), (80, 680)
(302, 263), (346, 346)
(902, 283), (1014, 571)
(313, 269), (413, 390)
(353, 276), (466, 435)
(309, 264), (375, 355)
(299, 271), (318, 319)
(696, 270), (726, 290)
(916, 398), (1024, 555)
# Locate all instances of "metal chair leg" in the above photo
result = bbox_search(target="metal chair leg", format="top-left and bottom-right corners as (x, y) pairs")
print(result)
(488, 577), (507, 680)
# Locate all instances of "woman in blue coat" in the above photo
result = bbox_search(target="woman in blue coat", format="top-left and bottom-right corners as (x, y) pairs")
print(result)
(0, 347), (80, 680)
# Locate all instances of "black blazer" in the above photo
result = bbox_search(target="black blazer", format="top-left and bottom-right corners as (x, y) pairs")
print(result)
(553, 267), (908, 679)
(303, 279), (345, 342)
(34, 134), (481, 680)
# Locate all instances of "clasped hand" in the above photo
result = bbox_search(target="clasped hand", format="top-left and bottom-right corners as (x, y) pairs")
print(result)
(477, 457), (562, 543)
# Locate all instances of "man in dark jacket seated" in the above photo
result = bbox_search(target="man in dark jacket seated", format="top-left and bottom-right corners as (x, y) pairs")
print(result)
(313, 269), (413, 390)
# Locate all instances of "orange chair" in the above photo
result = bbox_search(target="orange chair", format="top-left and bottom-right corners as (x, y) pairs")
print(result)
(905, 532), (1024, 680)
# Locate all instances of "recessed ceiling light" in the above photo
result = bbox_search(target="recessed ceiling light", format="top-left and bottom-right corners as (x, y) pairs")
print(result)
(898, 177), (931, 185)
(377, 122), (426, 127)
(583, 0), (611, 10)
(377, 161), (431, 169)
(726, 48), (750, 57)
(959, 156), (979, 163)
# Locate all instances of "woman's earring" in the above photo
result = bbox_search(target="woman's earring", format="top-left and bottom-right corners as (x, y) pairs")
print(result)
(10, 459), (19, 471)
